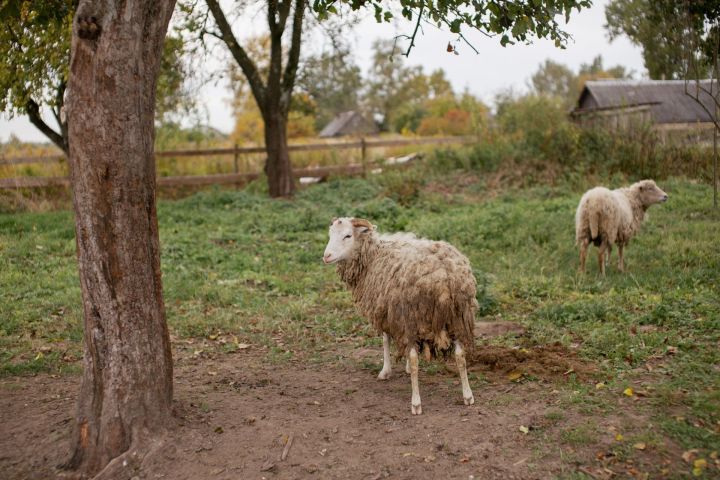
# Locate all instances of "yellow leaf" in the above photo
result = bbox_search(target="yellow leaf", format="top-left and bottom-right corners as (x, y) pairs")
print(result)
(615, 433), (624, 441)
(694, 459), (707, 470)
(633, 442), (646, 450)
(34, 352), (44, 361)
(692, 467), (703, 477)
(508, 371), (523, 381)
(623, 387), (634, 397)
(595, 382), (605, 389)
(710, 451), (718, 460)
(519, 425), (529, 434)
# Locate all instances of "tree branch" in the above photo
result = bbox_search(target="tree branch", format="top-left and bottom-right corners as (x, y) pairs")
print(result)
(402, 5), (424, 57)
(281, 0), (306, 110)
(206, 0), (267, 109)
(26, 99), (67, 154)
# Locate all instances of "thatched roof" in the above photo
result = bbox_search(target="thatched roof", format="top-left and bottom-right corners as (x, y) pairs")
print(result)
(318, 111), (378, 138)
(575, 80), (717, 124)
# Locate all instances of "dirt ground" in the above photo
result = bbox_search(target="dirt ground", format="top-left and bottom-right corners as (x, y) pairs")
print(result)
(0, 325), (686, 480)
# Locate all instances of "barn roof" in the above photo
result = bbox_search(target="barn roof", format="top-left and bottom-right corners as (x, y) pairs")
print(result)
(575, 80), (716, 124)
(318, 111), (378, 138)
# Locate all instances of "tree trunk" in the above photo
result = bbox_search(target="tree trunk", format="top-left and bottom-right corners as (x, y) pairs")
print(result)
(264, 111), (295, 197)
(64, 1), (175, 477)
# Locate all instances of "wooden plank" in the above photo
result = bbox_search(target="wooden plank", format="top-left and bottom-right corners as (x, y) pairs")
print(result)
(0, 136), (476, 165)
(0, 176), (70, 188)
(0, 155), (65, 166)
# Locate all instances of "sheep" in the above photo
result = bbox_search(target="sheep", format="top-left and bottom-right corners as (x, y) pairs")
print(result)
(575, 179), (668, 275)
(323, 217), (477, 415)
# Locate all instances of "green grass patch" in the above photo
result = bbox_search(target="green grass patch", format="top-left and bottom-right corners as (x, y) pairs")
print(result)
(1, 168), (718, 453)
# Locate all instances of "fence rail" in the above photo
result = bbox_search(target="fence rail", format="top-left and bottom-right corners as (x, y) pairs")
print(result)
(0, 135), (476, 189)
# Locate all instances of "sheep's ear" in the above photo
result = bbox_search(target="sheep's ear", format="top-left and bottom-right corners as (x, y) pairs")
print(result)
(351, 218), (373, 234)
(330, 216), (338, 226)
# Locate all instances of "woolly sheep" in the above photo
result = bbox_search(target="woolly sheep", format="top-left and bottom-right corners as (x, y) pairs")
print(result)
(323, 217), (477, 415)
(575, 179), (668, 275)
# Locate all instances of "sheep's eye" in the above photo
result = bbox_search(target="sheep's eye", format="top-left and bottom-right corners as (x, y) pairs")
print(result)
(343, 234), (352, 240)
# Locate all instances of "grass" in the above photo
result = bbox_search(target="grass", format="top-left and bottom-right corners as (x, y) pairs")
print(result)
(1, 160), (719, 464)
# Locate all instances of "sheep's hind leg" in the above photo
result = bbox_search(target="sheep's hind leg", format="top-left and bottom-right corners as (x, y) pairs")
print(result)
(377, 333), (392, 380)
(455, 341), (474, 406)
(617, 244), (625, 272)
(405, 358), (411, 374)
(409, 347), (422, 415)
(598, 239), (608, 276)
(578, 238), (589, 273)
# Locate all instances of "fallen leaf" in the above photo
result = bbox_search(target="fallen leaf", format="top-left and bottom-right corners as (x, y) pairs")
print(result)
(508, 371), (523, 381)
(666, 346), (678, 355)
(710, 451), (718, 460)
(633, 442), (646, 450)
(319, 448), (327, 456)
(519, 425), (529, 434)
(236, 343), (251, 349)
(615, 433), (624, 441)
(595, 382), (606, 389)
(623, 387), (634, 397)
(214, 426), (223, 434)
(693, 458), (707, 472)
(682, 449), (699, 463)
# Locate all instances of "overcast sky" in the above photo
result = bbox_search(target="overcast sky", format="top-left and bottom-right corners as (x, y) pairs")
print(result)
(0, 0), (645, 143)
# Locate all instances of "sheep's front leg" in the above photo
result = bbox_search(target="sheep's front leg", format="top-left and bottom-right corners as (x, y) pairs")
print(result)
(455, 341), (474, 405)
(409, 347), (422, 415)
(377, 333), (392, 380)
(617, 243), (625, 272)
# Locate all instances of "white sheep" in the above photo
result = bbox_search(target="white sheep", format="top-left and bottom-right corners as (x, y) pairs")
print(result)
(323, 217), (477, 414)
(575, 179), (668, 275)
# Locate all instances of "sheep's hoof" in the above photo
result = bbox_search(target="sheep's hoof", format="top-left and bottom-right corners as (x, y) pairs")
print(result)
(377, 369), (391, 380)
(411, 403), (422, 415)
(464, 395), (475, 406)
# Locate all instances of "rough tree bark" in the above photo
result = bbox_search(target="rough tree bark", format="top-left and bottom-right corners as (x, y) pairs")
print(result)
(207, 0), (305, 198)
(63, 1), (176, 477)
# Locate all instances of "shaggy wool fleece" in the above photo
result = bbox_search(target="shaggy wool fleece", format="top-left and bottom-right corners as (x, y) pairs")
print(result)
(336, 219), (477, 359)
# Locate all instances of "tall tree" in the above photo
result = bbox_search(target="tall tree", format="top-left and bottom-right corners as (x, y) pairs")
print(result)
(605, 0), (707, 80)
(0, 0), (192, 154)
(201, 0), (306, 198)
(679, 0), (720, 207)
(529, 56), (631, 107)
(63, 0), (175, 477)
(297, 47), (363, 129)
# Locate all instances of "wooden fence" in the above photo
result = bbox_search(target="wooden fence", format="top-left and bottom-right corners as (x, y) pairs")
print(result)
(0, 135), (476, 190)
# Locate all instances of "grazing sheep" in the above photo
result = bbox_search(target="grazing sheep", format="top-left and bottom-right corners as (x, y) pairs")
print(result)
(323, 217), (477, 415)
(575, 179), (668, 275)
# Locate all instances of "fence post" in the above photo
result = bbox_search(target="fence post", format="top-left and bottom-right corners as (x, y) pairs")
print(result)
(233, 143), (240, 188)
(360, 137), (367, 177)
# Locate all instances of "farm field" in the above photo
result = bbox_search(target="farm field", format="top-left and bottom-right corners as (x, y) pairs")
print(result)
(1, 169), (719, 479)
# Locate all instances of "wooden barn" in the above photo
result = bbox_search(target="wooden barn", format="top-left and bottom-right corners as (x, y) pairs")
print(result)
(571, 80), (717, 144)
(318, 111), (378, 138)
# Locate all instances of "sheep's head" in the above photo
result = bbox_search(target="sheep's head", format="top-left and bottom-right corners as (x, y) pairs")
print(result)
(634, 179), (668, 207)
(323, 217), (374, 264)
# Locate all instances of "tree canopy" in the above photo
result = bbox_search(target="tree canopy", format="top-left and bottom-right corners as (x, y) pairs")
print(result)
(313, 0), (592, 53)
(605, 0), (720, 80)
(0, 0), (193, 152)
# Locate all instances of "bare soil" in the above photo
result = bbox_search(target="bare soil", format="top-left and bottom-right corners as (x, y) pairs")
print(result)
(1, 327), (689, 480)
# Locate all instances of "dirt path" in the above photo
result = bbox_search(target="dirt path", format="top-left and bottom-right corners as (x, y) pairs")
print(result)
(0, 337), (689, 480)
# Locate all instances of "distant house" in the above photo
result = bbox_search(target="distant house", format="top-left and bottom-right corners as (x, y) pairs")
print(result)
(318, 111), (379, 138)
(571, 79), (716, 143)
